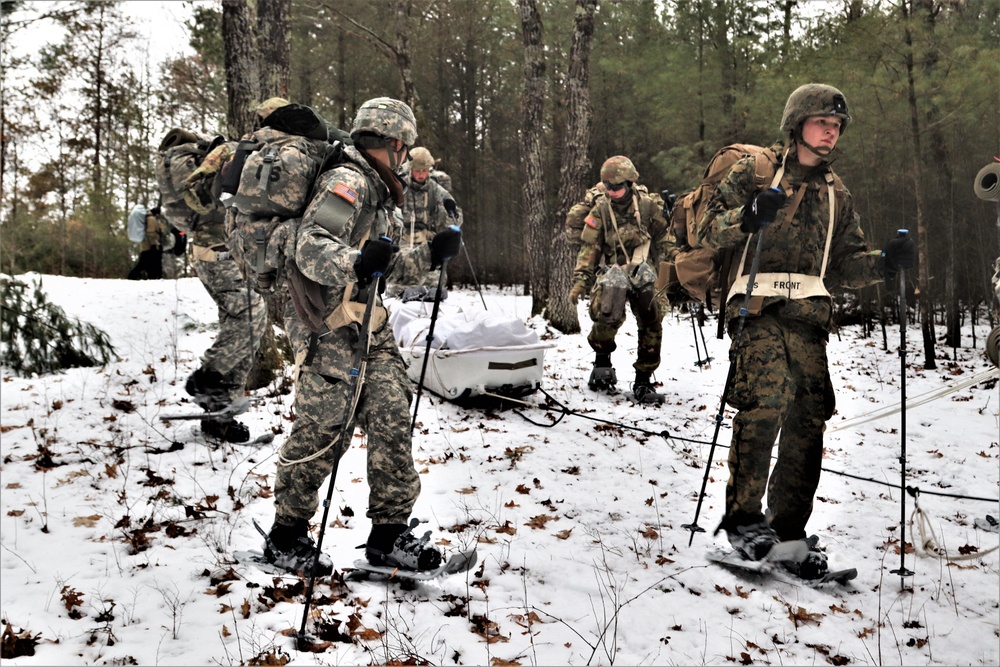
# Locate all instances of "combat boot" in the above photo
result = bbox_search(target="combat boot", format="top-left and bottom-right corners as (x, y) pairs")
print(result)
(588, 354), (618, 393)
(631, 371), (665, 404)
(365, 518), (443, 571)
(263, 519), (333, 577)
(201, 418), (251, 443)
(185, 367), (236, 413)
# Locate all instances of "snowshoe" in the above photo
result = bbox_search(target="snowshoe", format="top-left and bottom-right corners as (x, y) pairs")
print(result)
(365, 518), (443, 571)
(588, 365), (618, 393)
(778, 535), (829, 580)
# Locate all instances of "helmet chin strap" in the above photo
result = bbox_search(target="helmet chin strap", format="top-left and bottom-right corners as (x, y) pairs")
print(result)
(793, 129), (837, 165)
(385, 137), (407, 171)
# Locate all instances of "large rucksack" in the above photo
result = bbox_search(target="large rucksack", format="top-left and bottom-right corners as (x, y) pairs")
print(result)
(155, 129), (220, 233)
(222, 103), (350, 295)
(658, 144), (780, 313)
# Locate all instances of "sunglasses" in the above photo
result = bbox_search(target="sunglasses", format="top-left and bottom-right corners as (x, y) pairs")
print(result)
(604, 181), (628, 191)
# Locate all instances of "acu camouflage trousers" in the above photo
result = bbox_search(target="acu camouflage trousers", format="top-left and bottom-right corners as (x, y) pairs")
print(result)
(274, 326), (420, 527)
(192, 252), (266, 398)
(723, 310), (835, 541)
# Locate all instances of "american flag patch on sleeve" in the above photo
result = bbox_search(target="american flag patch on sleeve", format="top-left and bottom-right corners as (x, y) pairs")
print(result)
(332, 182), (358, 203)
(584, 215), (599, 228)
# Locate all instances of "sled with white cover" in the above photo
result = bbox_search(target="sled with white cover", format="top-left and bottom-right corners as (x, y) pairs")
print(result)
(388, 299), (552, 400)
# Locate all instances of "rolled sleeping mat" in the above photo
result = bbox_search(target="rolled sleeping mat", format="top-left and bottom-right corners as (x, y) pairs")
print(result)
(974, 162), (1000, 202)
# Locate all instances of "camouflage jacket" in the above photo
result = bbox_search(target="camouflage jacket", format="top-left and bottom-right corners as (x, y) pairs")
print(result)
(290, 146), (396, 378)
(572, 188), (674, 288)
(399, 175), (453, 238)
(698, 139), (882, 331)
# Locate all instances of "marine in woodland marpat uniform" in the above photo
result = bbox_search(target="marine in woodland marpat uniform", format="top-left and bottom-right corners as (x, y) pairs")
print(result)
(261, 97), (463, 576)
(698, 83), (916, 578)
(569, 156), (675, 404)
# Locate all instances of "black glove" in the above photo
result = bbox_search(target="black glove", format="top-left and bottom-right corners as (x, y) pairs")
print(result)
(740, 187), (787, 233)
(880, 233), (916, 281)
(430, 225), (462, 269)
(354, 236), (396, 285)
(171, 227), (187, 256)
(443, 198), (458, 218)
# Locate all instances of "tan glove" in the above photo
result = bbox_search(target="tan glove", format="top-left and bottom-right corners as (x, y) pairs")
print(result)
(569, 282), (587, 304)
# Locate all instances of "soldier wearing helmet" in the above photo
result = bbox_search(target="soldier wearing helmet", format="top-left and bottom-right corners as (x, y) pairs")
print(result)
(389, 145), (462, 297)
(569, 155), (676, 404)
(264, 97), (458, 577)
(698, 84), (915, 578)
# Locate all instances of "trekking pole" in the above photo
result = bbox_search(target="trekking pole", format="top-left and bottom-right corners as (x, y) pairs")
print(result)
(689, 302), (706, 367)
(296, 272), (382, 650)
(682, 226), (768, 546)
(410, 255), (451, 435)
(696, 304), (713, 365)
(462, 241), (488, 310)
(888, 229), (915, 584)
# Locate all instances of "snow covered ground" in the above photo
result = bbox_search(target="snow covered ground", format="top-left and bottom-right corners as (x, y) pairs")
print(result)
(1, 273), (998, 666)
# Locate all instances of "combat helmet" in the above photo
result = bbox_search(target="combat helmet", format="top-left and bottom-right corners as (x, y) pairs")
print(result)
(410, 147), (435, 171)
(352, 97), (417, 146)
(600, 156), (639, 184)
(780, 84), (851, 135)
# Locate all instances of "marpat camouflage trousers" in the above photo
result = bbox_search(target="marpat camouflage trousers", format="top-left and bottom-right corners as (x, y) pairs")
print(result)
(192, 253), (266, 394)
(274, 328), (420, 526)
(587, 280), (663, 373)
(723, 310), (835, 541)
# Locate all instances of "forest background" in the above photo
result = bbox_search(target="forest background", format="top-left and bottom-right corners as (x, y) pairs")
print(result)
(2, 0), (999, 367)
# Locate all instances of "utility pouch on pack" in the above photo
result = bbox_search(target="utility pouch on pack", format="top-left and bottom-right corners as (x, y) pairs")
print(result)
(232, 130), (326, 218)
(228, 214), (295, 294)
(324, 283), (388, 334)
(594, 264), (630, 326)
(219, 139), (259, 202)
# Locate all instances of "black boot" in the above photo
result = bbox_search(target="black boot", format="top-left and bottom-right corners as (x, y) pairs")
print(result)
(366, 519), (443, 571)
(588, 354), (617, 392)
(631, 370), (664, 404)
(200, 418), (251, 443)
(185, 367), (236, 412)
(264, 519), (333, 577)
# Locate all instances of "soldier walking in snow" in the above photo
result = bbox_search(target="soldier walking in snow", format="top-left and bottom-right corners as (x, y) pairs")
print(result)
(699, 83), (916, 577)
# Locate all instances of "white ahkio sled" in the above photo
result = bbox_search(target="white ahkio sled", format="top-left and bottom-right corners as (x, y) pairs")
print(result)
(387, 298), (553, 401)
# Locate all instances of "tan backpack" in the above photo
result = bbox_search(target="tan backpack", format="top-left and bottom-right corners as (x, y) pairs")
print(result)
(657, 144), (780, 312)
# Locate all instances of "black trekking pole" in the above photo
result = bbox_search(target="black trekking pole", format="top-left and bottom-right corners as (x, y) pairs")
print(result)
(690, 302), (714, 368)
(682, 227), (768, 546)
(462, 241), (488, 310)
(689, 302), (706, 366)
(889, 229), (916, 584)
(296, 273), (381, 650)
(410, 256), (451, 435)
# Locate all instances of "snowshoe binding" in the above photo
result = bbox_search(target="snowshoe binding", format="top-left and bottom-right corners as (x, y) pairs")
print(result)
(628, 371), (664, 405)
(365, 518), (443, 572)
(725, 521), (779, 561)
(257, 519), (333, 577)
(588, 365), (618, 393)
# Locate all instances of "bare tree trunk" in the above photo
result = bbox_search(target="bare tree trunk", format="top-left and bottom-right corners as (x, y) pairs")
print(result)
(519, 0), (548, 314)
(549, 0), (597, 333)
(222, 0), (259, 140)
(901, 0), (936, 370)
(257, 0), (291, 99)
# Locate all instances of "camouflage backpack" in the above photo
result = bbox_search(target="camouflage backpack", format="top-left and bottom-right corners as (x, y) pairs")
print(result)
(154, 129), (221, 233)
(221, 103), (349, 295)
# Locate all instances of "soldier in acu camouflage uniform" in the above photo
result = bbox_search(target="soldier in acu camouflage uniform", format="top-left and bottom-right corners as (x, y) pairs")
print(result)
(262, 97), (462, 577)
(698, 83), (915, 577)
(390, 146), (460, 296)
(569, 156), (675, 404)
(160, 112), (275, 444)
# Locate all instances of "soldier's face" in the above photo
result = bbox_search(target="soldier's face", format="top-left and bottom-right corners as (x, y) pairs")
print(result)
(802, 116), (841, 154)
(412, 168), (430, 183)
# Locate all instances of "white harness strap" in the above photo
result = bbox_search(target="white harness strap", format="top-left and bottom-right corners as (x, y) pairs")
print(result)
(607, 193), (650, 266)
(730, 152), (837, 302)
